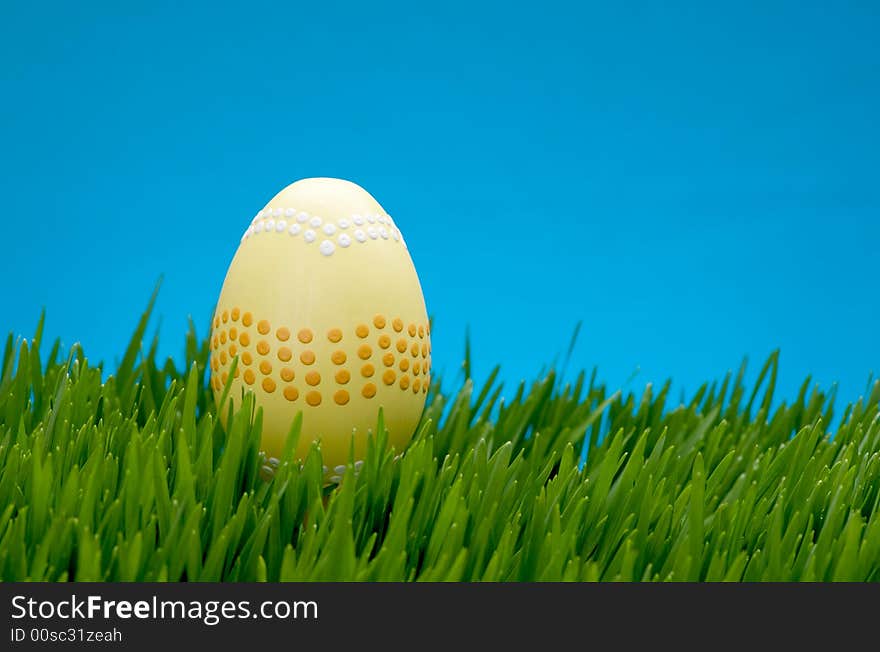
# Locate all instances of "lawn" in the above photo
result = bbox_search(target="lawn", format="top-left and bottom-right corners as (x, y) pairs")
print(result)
(1, 299), (878, 581)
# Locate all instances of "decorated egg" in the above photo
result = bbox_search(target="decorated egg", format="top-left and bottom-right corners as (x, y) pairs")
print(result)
(209, 178), (431, 479)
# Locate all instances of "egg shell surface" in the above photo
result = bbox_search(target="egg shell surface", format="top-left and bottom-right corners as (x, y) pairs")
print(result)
(209, 178), (430, 475)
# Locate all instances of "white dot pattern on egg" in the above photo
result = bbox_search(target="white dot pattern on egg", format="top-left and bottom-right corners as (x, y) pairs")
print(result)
(239, 205), (410, 258)
(211, 177), (430, 483)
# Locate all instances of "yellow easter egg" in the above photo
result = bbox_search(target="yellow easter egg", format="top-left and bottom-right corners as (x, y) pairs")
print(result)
(209, 178), (431, 479)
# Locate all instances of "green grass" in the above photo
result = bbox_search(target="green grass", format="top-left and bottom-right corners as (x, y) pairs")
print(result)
(1, 302), (879, 582)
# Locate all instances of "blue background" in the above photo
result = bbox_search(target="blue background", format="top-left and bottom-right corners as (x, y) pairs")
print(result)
(1, 1), (877, 407)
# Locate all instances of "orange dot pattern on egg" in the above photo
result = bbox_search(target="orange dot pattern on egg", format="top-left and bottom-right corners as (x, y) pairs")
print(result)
(209, 312), (433, 401)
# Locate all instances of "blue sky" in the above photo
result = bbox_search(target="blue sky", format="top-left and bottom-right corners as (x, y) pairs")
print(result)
(1, 1), (877, 408)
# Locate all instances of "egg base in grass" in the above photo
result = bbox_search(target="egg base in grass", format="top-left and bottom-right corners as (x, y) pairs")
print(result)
(209, 178), (431, 483)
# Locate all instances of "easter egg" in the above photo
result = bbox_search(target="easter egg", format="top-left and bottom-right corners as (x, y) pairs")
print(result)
(209, 178), (431, 479)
